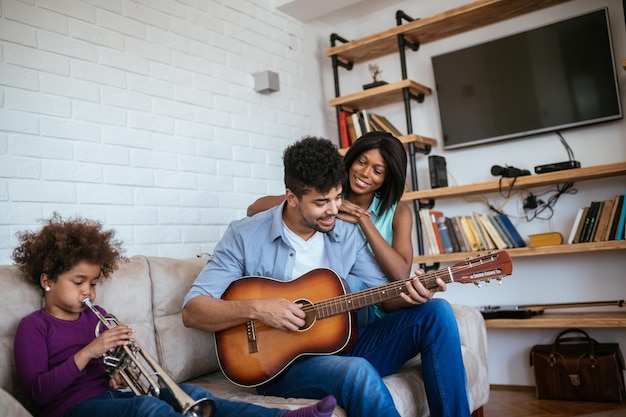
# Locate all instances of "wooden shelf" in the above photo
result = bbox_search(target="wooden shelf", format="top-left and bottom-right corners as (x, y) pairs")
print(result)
(328, 79), (432, 111)
(485, 311), (626, 328)
(412, 240), (626, 264)
(405, 161), (626, 264)
(402, 162), (626, 202)
(324, 0), (573, 64)
(338, 133), (437, 155)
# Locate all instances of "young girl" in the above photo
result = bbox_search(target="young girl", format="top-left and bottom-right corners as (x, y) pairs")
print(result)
(247, 131), (413, 280)
(12, 213), (336, 417)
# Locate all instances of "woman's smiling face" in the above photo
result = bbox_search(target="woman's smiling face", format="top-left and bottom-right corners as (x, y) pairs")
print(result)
(348, 148), (388, 195)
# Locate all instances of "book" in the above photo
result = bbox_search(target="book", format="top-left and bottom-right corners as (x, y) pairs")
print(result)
(436, 216), (454, 253)
(351, 112), (363, 138)
(444, 217), (461, 252)
(338, 110), (351, 148)
(566, 207), (585, 244)
(477, 213), (508, 249)
(367, 113), (387, 133)
(472, 212), (496, 250)
(361, 110), (373, 133)
(579, 201), (602, 243)
(616, 190), (626, 240)
(607, 194), (624, 240)
(429, 211), (445, 253)
(593, 199), (614, 242)
(495, 214), (526, 247)
(369, 113), (402, 137)
(460, 215), (482, 251)
(572, 206), (590, 244)
(344, 113), (358, 145)
(528, 232), (563, 247)
(419, 209), (439, 255)
(487, 214), (514, 248)
(450, 217), (470, 252)
(587, 200), (605, 242)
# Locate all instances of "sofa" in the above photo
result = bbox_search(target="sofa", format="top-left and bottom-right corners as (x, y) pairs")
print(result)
(0, 255), (489, 417)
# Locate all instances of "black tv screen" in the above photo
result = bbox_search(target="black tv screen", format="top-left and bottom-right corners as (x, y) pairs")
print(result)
(432, 8), (622, 150)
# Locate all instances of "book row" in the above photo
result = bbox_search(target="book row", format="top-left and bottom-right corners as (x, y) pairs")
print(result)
(418, 210), (526, 255)
(338, 110), (403, 148)
(566, 192), (626, 244)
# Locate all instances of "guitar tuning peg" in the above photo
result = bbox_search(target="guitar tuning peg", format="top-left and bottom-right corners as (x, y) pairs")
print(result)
(497, 278), (503, 285)
(484, 279), (491, 285)
(465, 256), (473, 261)
(473, 281), (481, 288)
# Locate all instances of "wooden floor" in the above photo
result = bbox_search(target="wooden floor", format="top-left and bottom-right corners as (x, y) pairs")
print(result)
(483, 386), (626, 417)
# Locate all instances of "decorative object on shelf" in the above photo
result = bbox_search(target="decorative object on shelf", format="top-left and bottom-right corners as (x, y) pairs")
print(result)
(530, 328), (625, 402)
(528, 232), (563, 247)
(362, 63), (388, 90)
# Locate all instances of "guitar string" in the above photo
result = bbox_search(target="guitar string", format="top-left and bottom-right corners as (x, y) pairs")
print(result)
(243, 257), (503, 329)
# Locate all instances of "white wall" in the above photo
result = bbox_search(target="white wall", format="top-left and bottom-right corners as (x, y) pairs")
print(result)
(309, 0), (626, 386)
(0, 0), (327, 261)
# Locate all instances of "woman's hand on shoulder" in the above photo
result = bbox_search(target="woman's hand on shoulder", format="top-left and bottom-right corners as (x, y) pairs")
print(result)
(337, 199), (371, 224)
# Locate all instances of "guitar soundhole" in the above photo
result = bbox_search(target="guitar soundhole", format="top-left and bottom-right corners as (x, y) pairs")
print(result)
(295, 299), (316, 331)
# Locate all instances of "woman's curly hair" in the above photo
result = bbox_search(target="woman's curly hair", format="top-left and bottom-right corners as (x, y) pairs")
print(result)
(12, 213), (126, 292)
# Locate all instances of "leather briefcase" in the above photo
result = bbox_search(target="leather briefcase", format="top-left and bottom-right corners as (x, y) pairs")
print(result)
(530, 328), (625, 402)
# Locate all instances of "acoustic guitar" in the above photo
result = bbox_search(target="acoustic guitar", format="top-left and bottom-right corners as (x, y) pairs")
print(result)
(215, 251), (512, 387)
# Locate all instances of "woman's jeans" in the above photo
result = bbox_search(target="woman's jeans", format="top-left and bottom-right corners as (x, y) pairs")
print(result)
(259, 298), (470, 417)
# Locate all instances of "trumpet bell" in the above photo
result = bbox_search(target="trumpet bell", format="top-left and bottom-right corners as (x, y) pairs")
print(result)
(183, 398), (216, 417)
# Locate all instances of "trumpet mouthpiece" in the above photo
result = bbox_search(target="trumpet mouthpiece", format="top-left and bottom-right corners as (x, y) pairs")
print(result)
(81, 298), (93, 307)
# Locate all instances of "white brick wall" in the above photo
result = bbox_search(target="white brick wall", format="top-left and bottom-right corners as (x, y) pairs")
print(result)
(0, 0), (315, 263)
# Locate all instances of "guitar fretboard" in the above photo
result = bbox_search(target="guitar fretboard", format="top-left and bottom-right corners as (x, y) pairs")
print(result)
(313, 266), (457, 319)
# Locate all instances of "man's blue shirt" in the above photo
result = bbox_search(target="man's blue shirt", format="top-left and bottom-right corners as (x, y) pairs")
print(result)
(183, 203), (388, 309)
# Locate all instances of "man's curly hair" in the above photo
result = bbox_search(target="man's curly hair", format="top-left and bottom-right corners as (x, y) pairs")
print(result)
(12, 213), (126, 293)
(283, 136), (346, 198)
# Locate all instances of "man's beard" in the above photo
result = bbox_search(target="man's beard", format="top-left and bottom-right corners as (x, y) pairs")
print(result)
(302, 214), (335, 233)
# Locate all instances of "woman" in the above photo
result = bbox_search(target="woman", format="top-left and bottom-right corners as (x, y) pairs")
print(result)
(247, 131), (413, 280)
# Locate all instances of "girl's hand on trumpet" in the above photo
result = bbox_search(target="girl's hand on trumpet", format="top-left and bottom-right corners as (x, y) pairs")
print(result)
(74, 325), (135, 371)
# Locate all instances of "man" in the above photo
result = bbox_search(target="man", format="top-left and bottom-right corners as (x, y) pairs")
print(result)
(182, 137), (470, 417)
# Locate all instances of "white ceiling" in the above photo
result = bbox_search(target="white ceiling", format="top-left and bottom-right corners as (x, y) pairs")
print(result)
(273, 0), (405, 25)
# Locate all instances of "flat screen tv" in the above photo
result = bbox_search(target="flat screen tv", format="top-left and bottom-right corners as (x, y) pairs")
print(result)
(432, 8), (622, 150)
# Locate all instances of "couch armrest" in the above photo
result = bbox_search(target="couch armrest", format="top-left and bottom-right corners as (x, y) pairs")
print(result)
(0, 386), (32, 417)
(452, 304), (489, 412)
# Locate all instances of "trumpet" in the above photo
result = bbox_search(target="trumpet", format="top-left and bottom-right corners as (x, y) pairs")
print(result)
(81, 298), (215, 417)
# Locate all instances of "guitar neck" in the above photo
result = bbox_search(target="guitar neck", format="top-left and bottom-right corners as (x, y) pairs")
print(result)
(313, 267), (451, 320)
(310, 251), (511, 320)
(522, 300), (624, 313)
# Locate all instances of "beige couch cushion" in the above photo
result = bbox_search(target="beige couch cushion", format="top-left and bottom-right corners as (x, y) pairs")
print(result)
(148, 256), (219, 382)
(0, 386), (31, 417)
(96, 256), (158, 358)
(0, 265), (41, 409)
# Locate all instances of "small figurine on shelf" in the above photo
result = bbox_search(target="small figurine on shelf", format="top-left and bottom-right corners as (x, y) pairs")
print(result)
(363, 63), (388, 90)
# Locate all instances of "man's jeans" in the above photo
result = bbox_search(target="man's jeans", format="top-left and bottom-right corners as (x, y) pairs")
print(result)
(259, 298), (470, 417)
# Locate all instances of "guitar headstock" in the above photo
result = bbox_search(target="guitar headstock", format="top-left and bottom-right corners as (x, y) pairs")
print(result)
(452, 251), (512, 286)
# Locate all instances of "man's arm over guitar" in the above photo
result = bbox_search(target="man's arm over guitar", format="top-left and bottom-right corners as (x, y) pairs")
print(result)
(182, 295), (306, 333)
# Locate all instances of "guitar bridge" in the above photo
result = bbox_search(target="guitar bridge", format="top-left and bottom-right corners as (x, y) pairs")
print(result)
(246, 321), (258, 353)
